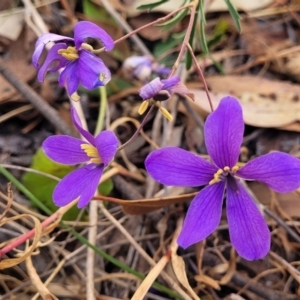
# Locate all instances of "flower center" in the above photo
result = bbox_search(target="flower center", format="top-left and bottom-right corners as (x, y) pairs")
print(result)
(209, 165), (239, 185)
(58, 46), (79, 61)
(81, 144), (102, 164)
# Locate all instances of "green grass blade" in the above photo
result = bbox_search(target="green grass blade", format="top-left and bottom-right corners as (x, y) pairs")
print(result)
(224, 0), (241, 32)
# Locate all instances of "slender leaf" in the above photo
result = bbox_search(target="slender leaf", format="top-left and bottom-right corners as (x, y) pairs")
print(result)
(137, 0), (169, 10)
(186, 0), (200, 70)
(156, 0), (188, 31)
(224, 0), (241, 32)
(199, 0), (208, 53)
(200, 22), (208, 54)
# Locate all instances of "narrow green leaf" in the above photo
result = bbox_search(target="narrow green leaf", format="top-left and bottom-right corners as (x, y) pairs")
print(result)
(224, 0), (241, 32)
(137, 0), (169, 10)
(209, 54), (225, 75)
(200, 22), (208, 54)
(186, 0), (200, 70)
(207, 19), (229, 48)
(156, 0), (189, 31)
(199, 0), (206, 24)
(198, 0), (208, 53)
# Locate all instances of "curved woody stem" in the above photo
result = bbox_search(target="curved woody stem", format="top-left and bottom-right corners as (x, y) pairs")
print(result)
(117, 104), (155, 152)
(169, 0), (199, 77)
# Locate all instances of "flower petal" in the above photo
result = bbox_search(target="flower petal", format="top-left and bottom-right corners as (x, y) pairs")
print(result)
(74, 21), (114, 51)
(32, 33), (73, 68)
(227, 181), (270, 260)
(70, 106), (95, 145)
(153, 64), (171, 76)
(161, 75), (180, 90)
(145, 147), (217, 187)
(59, 61), (79, 96)
(170, 82), (195, 101)
(53, 164), (104, 208)
(177, 182), (225, 248)
(139, 77), (164, 100)
(205, 96), (244, 168)
(37, 43), (69, 82)
(237, 152), (300, 193)
(42, 135), (89, 164)
(78, 50), (111, 89)
(123, 55), (152, 69)
(94, 130), (118, 165)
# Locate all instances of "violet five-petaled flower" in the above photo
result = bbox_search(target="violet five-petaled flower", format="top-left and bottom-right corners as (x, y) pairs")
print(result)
(145, 96), (300, 260)
(32, 21), (114, 99)
(42, 106), (118, 208)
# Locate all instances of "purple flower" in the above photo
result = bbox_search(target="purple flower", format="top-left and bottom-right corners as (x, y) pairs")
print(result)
(32, 21), (114, 99)
(145, 96), (300, 260)
(123, 55), (170, 81)
(139, 76), (194, 102)
(42, 106), (118, 208)
(138, 76), (195, 121)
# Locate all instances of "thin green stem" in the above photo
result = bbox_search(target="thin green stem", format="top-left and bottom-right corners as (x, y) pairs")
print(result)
(94, 86), (107, 135)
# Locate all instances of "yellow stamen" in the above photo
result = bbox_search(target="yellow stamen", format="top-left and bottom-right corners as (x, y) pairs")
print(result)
(159, 107), (173, 121)
(90, 157), (102, 164)
(232, 165), (239, 173)
(58, 46), (79, 61)
(71, 92), (80, 101)
(81, 43), (94, 51)
(209, 165), (240, 185)
(138, 101), (149, 115)
(81, 144), (102, 164)
(209, 169), (223, 185)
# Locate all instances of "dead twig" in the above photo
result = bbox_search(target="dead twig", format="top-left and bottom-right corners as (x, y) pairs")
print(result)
(0, 59), (74, 136)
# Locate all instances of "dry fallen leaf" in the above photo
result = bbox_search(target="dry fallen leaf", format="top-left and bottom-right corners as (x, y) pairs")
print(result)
(194, 274), (221, 290)
(190, 75), (300, 128)
(249, 181), (300, 218)
(127, 0), (274, 16)
(94, 192), (197, 215)
(171, 253), (200, 300)
(0, 8), (24, 41)
(0, 25), (36, 104)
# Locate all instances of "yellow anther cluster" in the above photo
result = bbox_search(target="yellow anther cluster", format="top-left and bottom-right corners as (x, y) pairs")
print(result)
(209, 169), (223, 185)
(81, 144), (102, 164)
(232, 165), (239, 173)
(58, 46), (79, 61)
(71, 92), (80, 101)
(209, 165), (240, 185)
